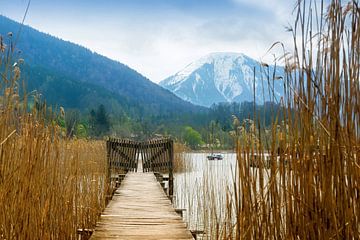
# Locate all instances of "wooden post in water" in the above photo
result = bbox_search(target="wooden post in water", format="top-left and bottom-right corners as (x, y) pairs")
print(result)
(169, 139), (174, 201)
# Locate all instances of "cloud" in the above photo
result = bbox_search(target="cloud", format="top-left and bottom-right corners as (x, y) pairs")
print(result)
(231, 0), (295, 21)
(1, 0), (296, 82)
(196, 17), (280, 43)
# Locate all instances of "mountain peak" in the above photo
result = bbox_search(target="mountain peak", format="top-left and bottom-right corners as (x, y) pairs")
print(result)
(182, 52), (249, 74)
(165, 52), (251, 88)
(202, 52), (248, 60)
(160, 52), (284, 107)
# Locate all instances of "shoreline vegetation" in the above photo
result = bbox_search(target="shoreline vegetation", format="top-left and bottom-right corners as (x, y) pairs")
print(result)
(186, 150), (236, 153)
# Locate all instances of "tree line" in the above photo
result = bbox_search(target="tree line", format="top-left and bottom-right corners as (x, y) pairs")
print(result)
(58, 101), (285, 150)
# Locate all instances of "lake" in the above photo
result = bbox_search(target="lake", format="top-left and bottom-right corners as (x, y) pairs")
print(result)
(173, 152), (273, 235)
(173, 152), (238, 232)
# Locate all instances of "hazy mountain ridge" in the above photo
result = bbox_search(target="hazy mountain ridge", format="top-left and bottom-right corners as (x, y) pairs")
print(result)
(160, 52), (285, 107)
(0, 15), (202, 117)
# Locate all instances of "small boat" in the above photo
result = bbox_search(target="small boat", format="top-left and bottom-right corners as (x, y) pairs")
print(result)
(207, 154), (223, 160)
(207, 122), (223, 160)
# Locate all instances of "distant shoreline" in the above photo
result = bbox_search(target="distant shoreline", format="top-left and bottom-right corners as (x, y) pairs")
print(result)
(185, 149), (236, 153)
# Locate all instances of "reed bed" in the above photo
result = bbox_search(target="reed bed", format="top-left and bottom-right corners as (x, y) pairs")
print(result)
(174, 142), (192, 173)
(231, 0), (360, 238)
(0, 35), (108, 239)
(176, 0), (359, 239)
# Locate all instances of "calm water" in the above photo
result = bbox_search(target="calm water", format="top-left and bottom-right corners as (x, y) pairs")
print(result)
(173, 152), (272, 233)
(173, 152), (238, 230)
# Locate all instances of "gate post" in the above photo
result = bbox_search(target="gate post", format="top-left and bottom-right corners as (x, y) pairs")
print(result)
(106, 139), (112, 199)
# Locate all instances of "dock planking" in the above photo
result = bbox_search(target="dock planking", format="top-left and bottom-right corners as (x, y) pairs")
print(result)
(91, 172), (193, 240)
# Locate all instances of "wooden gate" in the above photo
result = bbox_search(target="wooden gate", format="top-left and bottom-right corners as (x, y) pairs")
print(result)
(106, 138), (139, 173)
(140, 139), (173, 173)
(106, 138), (174, 197)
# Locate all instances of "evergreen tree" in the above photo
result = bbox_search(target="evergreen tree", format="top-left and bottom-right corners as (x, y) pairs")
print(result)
(89, 104), (110, 137)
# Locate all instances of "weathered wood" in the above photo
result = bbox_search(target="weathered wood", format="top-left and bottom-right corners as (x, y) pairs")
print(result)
(91, 172), (193, 239)
(175, 209), (186, 218)
(106, 138), (174, 200)
(190, 230), (205, 240)
(168, 140), (174, 198)
(140, 139), (173, 173)
(108, 139), (139, 173)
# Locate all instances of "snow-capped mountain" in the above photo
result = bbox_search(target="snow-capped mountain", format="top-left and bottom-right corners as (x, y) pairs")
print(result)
(160, 52), (285, 107)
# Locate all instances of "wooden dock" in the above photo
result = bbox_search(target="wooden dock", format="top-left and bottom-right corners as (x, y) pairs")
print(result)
(91, 172), (193, 239)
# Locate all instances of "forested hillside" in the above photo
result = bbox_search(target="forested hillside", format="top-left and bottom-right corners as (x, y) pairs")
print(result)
(0, 15), (284, 147)
(0, 15), (202, 118)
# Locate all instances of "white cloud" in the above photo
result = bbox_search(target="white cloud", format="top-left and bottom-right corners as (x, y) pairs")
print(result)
(231, 0), (295, 22)
(1, 0), (296, 83)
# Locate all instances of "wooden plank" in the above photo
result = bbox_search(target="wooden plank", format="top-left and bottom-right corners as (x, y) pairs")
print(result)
(91, 172), (193, 240)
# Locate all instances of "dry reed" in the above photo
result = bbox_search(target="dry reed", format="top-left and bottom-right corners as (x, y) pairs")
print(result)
(233, 0), (360, 238)
(0, 34), (108, 239)
(176, 0), (360, 239)
(174, 142), (192, 173)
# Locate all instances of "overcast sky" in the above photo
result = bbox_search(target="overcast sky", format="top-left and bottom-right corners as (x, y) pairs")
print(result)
(1, 0), (296, 82)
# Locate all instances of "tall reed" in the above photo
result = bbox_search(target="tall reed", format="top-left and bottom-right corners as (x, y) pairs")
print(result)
(174, 142), (192, 173)
(176, 0), (359, 239)
(232, 0), (360, 238)
(0, 34), (108, 239)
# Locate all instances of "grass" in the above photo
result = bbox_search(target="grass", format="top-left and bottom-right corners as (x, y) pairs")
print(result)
(0, 34), (108, 239)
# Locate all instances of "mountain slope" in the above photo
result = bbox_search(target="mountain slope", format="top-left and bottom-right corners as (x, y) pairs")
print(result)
(0, 15), (202, 116)
(160, 52), (285, 107)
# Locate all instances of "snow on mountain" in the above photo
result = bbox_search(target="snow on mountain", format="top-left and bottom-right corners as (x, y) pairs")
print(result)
(160, 52), (285, 107)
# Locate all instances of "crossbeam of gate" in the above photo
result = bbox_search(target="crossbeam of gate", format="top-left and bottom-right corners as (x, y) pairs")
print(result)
(106, 137), (174, 197)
